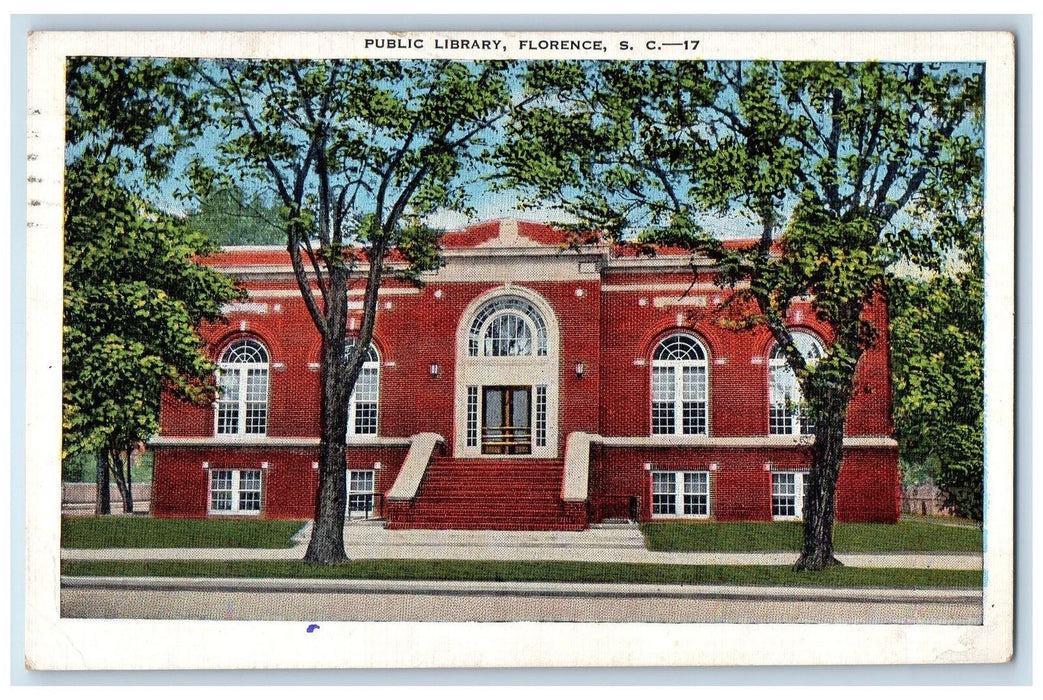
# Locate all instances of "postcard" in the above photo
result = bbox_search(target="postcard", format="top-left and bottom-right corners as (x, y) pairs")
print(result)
(25, 29), (1014, 670)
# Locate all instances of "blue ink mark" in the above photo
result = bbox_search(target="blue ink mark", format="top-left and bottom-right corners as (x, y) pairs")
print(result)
(306, 624), (320, 633)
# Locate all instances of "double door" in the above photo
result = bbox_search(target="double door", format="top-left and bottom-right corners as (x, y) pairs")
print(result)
(482, 386), (531, 455)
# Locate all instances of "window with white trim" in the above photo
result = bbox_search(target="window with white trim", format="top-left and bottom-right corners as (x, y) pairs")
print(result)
(215, 339), (269, 436)
(651, 334), (708, 435)
(209, 468), (262, 514)
(651, 470), (710, 517)
(534, 385), (548, 448)
(771, 471), (809, 520)
(769, 331), (824, 435)
(465, 386), (480, 447)
(468, 296), (548, 357)
(347, 341), (380, 436)
(347, 469), (375, 517)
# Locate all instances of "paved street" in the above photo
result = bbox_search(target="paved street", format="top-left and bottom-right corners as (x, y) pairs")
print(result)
(60, 577), (983, 624)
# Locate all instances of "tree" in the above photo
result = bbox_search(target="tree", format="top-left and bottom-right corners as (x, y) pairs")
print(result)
(890, 242), (984, 521)
(185, 185), (287, 246)
(500, 60), (983, 569)
(63, 157), (242, 511)
(64, 58), (241, 513)
(188, 59), (533, 563)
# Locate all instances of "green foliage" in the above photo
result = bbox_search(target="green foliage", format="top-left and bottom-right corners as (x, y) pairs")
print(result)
(64, 57), (243, 495)
(62, 449), (153, 483)
(63, 158), (243, 459)
(890, 243), (984, 520)
(500, 60), (984, 565)
(61, 451), (95, 483)
(66, 57), (207, 187)
(184, 186), (286, 245)
(185, 59), (533, 562)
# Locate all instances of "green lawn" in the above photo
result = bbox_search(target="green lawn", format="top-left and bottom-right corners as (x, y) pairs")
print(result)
(641, 520), (982, 553)
(61, 516), (306, 549)
(60, 559), (982, 589)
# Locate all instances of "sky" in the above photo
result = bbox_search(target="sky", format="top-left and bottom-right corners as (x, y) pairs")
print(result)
(95, 57), (981, 244)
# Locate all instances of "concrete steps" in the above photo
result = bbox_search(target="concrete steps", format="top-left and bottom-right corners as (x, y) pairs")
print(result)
(386, 457), (586, 531)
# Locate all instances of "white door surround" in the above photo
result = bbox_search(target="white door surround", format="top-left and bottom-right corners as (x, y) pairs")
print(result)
(454, 285), (560, 458)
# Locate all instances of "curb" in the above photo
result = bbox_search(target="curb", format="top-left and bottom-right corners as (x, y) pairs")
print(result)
(60, 575), (983, 605)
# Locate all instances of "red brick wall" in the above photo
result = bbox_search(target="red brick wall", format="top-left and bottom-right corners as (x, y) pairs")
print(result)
(154, 255), (899, 523)
(596, 282), (894, 438)
(152, 446), (407, 520)
(592, 444), (899, 523)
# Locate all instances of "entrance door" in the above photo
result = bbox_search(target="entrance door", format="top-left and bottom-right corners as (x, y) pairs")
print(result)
(482, 386), (532, 455)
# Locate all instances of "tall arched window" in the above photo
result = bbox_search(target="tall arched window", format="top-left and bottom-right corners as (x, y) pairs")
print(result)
(216, 338), (269, 436)
(347, 341), (380, 436)
(769, 331), (825, 435)
(651, 333), (709, 435)
(468, 296), (548, 357)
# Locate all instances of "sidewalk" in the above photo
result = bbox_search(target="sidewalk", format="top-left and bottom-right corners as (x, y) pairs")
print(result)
(60, 520), (984, 570)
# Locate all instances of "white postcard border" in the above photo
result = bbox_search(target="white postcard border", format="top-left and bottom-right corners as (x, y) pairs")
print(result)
(24, 29), (1015, 670)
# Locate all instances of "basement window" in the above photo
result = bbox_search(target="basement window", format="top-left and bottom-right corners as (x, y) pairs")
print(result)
(347, 469), (375, 518)
(771, 471), (809, 520)
(209, 469), (262, 515)
(651, 470), (710, 518)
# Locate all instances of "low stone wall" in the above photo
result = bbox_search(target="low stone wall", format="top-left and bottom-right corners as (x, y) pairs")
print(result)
(62, 482), (152, 514)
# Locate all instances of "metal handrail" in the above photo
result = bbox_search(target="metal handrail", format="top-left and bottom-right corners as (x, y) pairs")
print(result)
(481, 426), (532, 446)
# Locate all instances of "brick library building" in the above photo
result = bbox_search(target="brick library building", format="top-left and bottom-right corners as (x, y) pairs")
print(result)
(151, 219), (901, 529)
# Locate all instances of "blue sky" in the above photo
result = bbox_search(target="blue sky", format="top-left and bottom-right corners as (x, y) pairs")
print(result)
(120, 58), (980, 243)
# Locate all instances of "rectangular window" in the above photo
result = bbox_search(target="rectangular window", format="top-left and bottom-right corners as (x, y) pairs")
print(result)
(348, 366), (379, 436)
(244, 368), (268, 434)
(651, 471), (711, 518)
(651, 366), (676, 435)
(348, 469), (375, 517)
(682, 471), (709, 515)
(466, 386), (479, 447)
(681, 365), (707, 435)
(651, 471), (676, 515)
(769, 405), (793, 435)
(209, 469), (262, 515)
(772, 471), (807, 520)
(215, 370), (241, 435)
(770, 404), (814, 436)
(535, 385), (547, 448)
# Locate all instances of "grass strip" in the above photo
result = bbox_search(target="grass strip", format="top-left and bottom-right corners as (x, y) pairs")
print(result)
(60, 516), (306, 549)
(641, 521), (982, 553)
(61, 559), (982, 589)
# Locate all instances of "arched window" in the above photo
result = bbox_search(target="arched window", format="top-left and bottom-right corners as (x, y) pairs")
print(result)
(769, 331), (825, 435)
(468, 296), (548, 357)
(651, 333), (709, 435)
(215, 338), (269, 436)
(347, 341), (380, 436)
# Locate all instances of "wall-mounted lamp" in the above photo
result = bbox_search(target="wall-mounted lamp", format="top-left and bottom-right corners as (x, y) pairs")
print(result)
(430, 363), (440, 378)
(575, 362), (586, 378)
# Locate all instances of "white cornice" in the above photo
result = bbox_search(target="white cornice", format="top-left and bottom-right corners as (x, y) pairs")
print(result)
(601, 282), (749, 293)
(149, 436), (412, 448)
(247, 287), (421, 299)
(596, 435), (898, 449)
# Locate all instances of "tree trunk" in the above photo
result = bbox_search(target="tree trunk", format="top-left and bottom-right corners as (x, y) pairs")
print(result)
(94, 448), (110, 515)
(124, 448), (135, 514)
(304, 273), (352, 565)
(793, 394), (848, 572)
(108, 448), (133, 514)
